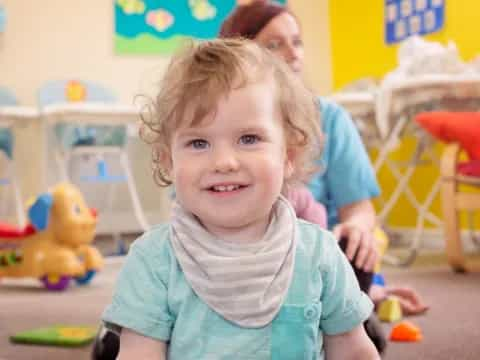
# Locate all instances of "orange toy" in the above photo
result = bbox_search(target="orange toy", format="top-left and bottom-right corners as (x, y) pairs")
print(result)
(389, 321), (422, 342)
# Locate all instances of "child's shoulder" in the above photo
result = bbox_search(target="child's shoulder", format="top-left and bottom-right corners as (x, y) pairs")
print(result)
(296, 219), (340, 262)
(129, 222), (175, 264)
(296, 219), (335, 243)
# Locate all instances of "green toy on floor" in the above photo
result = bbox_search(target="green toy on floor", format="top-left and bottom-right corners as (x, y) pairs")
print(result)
(10, 325), (96, 347)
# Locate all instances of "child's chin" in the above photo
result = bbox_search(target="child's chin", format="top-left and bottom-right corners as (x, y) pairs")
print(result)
(201, 213), (256, 229)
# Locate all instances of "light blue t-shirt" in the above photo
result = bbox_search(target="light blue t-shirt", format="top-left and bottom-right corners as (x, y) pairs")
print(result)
(103, 220), (373, 359)
(308, 98), (381, 229)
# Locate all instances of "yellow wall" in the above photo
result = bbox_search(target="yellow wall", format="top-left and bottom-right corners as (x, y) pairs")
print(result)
(329, 1), (455, 89)
(330, 1), (480, 89)
(329, 0), (480, 228)
(444, 1), (480, 61)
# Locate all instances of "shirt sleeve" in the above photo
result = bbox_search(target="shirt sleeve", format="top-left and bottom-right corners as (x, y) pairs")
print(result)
(322, 99), (380, 208)
(319, 232), (373, 335)
(102, 237), (174, 341)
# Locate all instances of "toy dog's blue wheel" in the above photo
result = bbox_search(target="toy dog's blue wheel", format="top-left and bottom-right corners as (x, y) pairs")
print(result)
(75, 270), (97, 285)
(41, 275), (71, 291)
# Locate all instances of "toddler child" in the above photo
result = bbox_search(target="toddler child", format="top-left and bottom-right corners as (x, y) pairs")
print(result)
(102, 38), (379, 359)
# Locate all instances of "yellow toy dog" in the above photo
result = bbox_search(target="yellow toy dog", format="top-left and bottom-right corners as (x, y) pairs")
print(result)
(0, 183), (103, 290)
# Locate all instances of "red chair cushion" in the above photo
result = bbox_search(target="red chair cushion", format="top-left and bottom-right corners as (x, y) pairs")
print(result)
(415, 112), (480, 161)
(457, 160), (480, 177)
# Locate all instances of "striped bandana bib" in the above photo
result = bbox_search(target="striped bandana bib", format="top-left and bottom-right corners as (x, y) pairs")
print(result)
(170, 195), (297, 328)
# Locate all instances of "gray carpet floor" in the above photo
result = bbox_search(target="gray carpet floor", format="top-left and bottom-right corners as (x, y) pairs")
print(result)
(1, 249), (480, 360)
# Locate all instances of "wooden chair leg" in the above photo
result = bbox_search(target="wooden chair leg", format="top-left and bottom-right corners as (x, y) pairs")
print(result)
(441, 143), (467, 272)
(441, 179), (466, 272)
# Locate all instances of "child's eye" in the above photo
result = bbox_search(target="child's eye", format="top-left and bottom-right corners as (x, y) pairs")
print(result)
(188, 139), (209, 149)
(239, 134), (260, 145)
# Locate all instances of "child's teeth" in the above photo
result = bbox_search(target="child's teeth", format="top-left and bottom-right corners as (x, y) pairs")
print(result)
(213, 185), (240, 192)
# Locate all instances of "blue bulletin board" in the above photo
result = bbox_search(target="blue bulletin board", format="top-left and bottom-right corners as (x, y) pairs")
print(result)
(385, 0), (445, 44)
(115, 0), (287, 55)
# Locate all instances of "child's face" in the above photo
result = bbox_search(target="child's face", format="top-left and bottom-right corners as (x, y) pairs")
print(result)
(169, 79), (293, 239)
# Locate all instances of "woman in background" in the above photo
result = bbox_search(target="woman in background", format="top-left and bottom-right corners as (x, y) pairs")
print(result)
(221, 0), (379, 287)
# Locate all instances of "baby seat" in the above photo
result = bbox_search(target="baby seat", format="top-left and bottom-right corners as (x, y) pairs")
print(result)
(38, 80), (149, 242)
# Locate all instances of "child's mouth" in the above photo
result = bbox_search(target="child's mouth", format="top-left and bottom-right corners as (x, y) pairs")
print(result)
(208, 184), (248, 193)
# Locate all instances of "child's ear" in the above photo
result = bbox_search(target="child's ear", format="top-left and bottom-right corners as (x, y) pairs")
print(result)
(162, 151), (173, 176)
(284, 148), (296, 179)
(155, 144), (173, 175)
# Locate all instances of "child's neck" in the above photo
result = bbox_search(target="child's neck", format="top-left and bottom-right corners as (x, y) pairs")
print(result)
(201, 216), (271, 244)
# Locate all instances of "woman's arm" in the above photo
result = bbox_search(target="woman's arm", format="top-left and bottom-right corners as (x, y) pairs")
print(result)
(324, 324), (379, 360)
(118, 328), (167, 360)
(333, 199), (378, 271)
(315, 100), (380, 272)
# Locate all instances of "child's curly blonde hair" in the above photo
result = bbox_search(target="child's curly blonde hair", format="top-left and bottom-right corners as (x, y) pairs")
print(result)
(140, 38), (323, 187)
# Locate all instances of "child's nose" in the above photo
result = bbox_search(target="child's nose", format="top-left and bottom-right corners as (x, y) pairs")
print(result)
(213, 147), (239, 173)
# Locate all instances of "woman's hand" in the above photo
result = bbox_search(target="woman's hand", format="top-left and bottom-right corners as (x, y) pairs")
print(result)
(333, 220), (378, 272)
(386, 286), (429, 315)
(369, 284), (429, 316)
(335, 199), (379, 272)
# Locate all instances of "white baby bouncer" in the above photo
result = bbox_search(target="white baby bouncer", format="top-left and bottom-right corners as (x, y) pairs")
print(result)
(0, 87), (38, 226)
(38, 80), (149, 250)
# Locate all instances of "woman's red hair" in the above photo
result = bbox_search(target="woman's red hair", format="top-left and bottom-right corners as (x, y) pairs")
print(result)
(219, 0), (288, 39)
